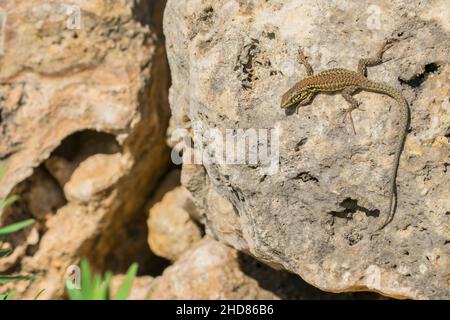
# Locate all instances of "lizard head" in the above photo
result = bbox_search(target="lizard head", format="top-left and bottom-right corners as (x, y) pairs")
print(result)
(280, 86), (314, 109)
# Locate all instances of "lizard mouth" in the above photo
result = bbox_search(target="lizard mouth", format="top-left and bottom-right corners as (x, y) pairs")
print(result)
(281, 100), (300, 109)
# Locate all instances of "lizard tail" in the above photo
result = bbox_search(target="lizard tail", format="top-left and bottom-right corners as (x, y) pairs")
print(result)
(366, 82), (410, 230)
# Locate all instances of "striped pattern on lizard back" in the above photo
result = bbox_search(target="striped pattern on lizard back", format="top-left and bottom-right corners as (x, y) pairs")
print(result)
(296, 68), (370, 92)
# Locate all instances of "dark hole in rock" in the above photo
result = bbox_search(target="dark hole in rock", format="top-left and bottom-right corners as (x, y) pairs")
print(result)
(294, 138), (308, 151)
(52, 130), (120, 163)
(329, 198), (380, 219)
(398, 63), (440, 87)
(0, 130), (120, 258)
(293, 171), (318, 183)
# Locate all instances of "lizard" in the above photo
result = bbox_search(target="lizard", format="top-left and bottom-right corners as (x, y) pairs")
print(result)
(280, 40), (410, 230)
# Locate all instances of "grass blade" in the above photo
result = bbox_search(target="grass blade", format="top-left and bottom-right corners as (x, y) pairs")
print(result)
(0, 195), (18, 210)
(0, 219), (35, 238)
(115, 263), (138, 300)
(101, 271), (112, 300)
(80, 259), (92, 300)
(0, 248), (12, 257)
(0, 291), (15, 300)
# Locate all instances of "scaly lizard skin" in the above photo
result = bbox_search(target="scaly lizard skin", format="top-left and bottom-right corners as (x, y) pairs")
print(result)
(281, 40), (410, 230)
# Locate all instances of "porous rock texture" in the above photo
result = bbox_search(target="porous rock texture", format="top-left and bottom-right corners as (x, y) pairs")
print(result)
(147, 185), (203, 262)
(147, 237), (279, 299)
(147, 236), (382, 300)
(164, 0), (450, 299)
(0, 0), (170, 299)
(145, 237), (283, 299)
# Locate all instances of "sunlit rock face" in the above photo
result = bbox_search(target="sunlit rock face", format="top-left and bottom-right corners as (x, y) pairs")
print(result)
(164, 0), (450, 299)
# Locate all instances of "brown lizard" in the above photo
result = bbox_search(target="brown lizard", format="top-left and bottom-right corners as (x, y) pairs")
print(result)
(280, 40), (410, 230)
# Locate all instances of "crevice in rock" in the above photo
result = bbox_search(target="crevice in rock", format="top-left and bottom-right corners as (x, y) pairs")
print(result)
(398, 63), (440, 87)
(292, 171), (318, 183)
(294, 138), (308, 151)
(328, 198), (380, 219)
(234, 39), (261, 90)
(100, 167), (176, 277)
(132, 0), (167, 38)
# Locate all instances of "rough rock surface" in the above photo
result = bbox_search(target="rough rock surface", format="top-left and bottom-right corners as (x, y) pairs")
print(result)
(0, 0), (170, 299)
(147, 236), (383, 300)
(148, 185), (202, 262)
(110, 275), (154, 300)
(147, 237), (279, 299)
(164, 0), (450, 299)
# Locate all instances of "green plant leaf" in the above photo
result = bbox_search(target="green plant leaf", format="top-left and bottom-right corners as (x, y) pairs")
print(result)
(115, 262), (138, 300)
(0, 248), (12, 257)
(0, 275), (35, 283)
(91, 273), (103, 300)
(0, 195), (18, 210)
(0, 290), (15, 300)
(67, 285), (82, 300)
(66, 259), (138, 300)
(80, 259), (92, 299)
(101, 271), (112, 300)
(0, 219), (35, 238)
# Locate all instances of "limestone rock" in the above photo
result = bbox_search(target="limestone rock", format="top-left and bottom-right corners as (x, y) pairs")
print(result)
(64, 153), (130, 203)
(164, 0), (450, 299)
(0, 0), (170, 299)
(147, 237), (279, 299)
(148, 185), (202, 262)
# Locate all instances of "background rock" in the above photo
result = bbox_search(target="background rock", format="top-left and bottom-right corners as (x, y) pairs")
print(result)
(147, 236), (383, 300)
(1, 0), (447, 301)
(147, 237), (280, 299)
(164, 0), (450, 299)
(148, 185), (202, 262)
(0, 0), (170, 299)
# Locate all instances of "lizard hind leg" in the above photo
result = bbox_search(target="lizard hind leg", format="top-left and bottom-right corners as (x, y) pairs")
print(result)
(357, 39), (396, 76)
(298, 47), (314, 76)
(342, 87), (364, 134)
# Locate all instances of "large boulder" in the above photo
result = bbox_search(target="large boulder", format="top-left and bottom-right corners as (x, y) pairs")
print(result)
(0, 0), (170, 299)
(164, 0), (450, 299)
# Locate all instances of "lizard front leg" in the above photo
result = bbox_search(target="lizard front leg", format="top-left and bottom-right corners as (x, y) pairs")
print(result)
(298, 47), (314, 76)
